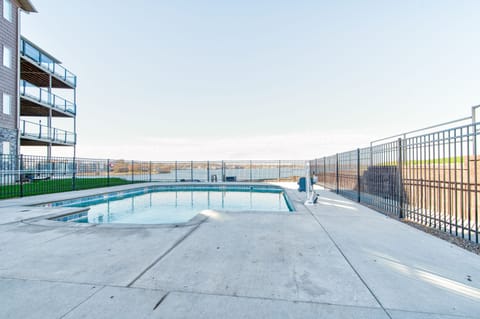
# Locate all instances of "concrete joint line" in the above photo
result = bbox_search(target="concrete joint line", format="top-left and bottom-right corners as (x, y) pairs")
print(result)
(126, 220), (205, 288)
(58, 285), (105, 319)
(41, 228), (87, 244)
(303, 205), (393, 319)
(153, 292), (170, 310)
(168, 289), (391, 312)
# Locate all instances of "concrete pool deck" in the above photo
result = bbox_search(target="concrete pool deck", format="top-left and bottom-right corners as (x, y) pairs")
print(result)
(0, 183), (479, 318)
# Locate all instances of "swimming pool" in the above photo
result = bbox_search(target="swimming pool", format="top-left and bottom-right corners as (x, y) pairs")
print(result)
(48, 184), (294, 225)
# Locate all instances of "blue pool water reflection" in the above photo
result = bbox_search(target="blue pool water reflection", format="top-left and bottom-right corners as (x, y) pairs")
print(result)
(54, 187), (293, 224)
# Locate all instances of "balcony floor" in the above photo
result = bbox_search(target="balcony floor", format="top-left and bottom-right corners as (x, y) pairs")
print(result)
(21, 58), (74, 89)
(20, 97), (74, 118)
(20, 136), (74, 147)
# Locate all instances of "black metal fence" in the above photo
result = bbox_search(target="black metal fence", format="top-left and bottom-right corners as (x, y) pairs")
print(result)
(311, 122), (480, 243)
(4, 121), (479, 243)
(0, 155), (305, 199)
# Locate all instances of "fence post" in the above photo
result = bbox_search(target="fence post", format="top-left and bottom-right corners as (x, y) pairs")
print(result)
(357, 149), (361, 202)
(207, 161), (210, 182)
(474, 122), (479, 243)
(107, 159), (110, 186)
(278, 160), (281, 182)
(222, 160), (225, 182)
(72, 155), (76, 191)
(336, 154), (340, 194)
(397, 138), (404, 218)
(19, 154), (24, 197)
(149, 161), (152, 182)
(191, 161), (193, 181)
(370, 143), (373, 167)
(175, 161), (178, 182)
(131, 160), (134, 184)
(250, 160), (253, 182)
(323, 157), (326, 188)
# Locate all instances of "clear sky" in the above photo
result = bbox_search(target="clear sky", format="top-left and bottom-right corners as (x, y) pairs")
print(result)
(21, 0), (480, 160)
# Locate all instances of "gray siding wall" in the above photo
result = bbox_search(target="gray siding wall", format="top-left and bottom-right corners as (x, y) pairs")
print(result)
(0, 0), (19, 154)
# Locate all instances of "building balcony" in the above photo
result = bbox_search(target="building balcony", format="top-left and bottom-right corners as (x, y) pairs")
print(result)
(20, 120), (76, 146)
(20, 80), (76, 117)
(20, 37), (77, 89)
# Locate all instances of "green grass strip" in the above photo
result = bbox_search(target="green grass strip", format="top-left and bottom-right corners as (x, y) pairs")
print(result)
(0, 177), (133, 200)
(382, 157), (464, 166)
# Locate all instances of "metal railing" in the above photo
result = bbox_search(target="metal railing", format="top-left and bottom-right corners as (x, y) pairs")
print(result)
(311, 122), (480, 243)
(20, 38), (77, 87)
(0, 155), (305, 199)
(20, 120), (76, 145)
(20, 80), (76, 115)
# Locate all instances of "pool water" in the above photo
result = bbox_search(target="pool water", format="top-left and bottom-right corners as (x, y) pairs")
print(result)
(53, 187), (293, 224)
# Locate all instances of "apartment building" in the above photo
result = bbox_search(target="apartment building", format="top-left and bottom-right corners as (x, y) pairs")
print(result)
(1, 0), (77, 159)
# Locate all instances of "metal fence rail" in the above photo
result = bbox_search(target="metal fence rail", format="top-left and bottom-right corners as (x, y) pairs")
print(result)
(0, 155), (304, 199)
(312, 123), (480, 243)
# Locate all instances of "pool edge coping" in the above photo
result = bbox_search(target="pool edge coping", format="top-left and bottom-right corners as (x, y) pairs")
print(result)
(10, 182), (296, 229)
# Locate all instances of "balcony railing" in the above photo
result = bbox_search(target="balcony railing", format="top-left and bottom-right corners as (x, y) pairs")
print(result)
(20, 120), (76, 145)
(20, 80), (76, 116)
(20, 38), (77, 88)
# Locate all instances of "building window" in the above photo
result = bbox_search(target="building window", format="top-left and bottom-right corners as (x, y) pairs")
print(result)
(2, 93), (11, 115)
(3, 0), (13, 22)
(2, 141), (10, 155)
(3, 45), (12, 68)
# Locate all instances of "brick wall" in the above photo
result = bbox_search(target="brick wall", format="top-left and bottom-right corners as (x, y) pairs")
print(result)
(0, 0), (19, 151)
(0, 126), (17, 155)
